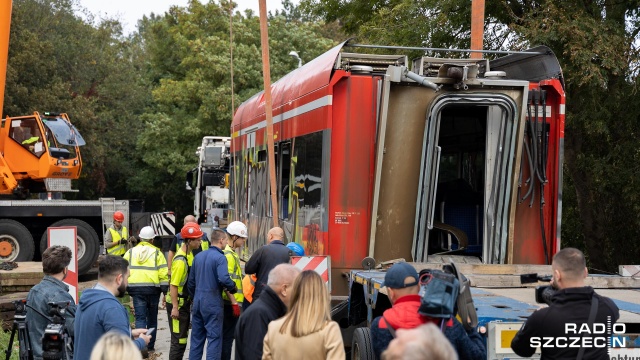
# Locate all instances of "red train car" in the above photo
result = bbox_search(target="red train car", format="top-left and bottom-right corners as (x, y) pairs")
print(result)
(230, 42), (565, 296)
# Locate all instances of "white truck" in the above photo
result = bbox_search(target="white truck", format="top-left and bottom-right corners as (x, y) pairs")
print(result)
(186, 136), (231, 233)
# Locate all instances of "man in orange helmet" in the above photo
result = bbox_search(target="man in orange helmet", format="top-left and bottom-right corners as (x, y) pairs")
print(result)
(166, 222), (203, 360)
(104, 211), (133, 256)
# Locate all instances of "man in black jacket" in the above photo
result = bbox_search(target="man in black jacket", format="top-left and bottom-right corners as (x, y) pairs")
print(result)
(511, 248), (620, 360)
(244, 227), (292, 303)
(234, 264), (301, 360)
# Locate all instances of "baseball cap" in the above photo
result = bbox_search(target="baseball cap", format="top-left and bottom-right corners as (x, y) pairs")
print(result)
(382, 262), (419, 289)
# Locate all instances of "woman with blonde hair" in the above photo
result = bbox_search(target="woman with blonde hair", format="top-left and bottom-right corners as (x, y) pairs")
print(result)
(263, 270), (345, 360)
(89, 331), (143, 360)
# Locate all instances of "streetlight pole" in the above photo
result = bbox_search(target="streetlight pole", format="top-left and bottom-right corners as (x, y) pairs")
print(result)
(289, 51), (302, 68)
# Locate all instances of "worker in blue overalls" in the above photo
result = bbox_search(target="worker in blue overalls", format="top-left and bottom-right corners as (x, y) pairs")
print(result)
(187, 225), (237, 360)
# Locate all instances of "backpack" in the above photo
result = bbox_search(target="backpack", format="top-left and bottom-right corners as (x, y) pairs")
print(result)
(417, 269), (460, 319)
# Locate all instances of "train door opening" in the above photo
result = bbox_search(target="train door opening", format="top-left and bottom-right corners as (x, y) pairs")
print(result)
(414, 94), (520, 263)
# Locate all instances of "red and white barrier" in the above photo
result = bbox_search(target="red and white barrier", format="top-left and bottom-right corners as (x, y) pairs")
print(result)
(291, 256), (331, 292)
(47, 226), (78, 303)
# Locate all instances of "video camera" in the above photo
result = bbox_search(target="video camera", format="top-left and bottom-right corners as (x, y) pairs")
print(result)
(41, 301), (73, 360)
(520, 273), (557, 305)
(13, 299), (27, 315)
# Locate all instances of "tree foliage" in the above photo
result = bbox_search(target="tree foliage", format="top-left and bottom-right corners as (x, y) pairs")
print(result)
(4, 0), (151, 200)
(127, 0), (337, 214)
(3, 0), (337, 218)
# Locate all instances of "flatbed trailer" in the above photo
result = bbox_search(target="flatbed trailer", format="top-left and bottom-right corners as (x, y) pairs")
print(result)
(343, 262), (640, 359)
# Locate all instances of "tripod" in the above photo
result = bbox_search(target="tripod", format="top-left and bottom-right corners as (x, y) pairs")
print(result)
(5, 300), (32, 360)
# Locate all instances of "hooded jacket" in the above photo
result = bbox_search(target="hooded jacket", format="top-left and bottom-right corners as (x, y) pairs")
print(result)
(73, 286), (145, 360)
(124, 241), (169, 295)
(511, 286), (619, 360)
(370, 294), (486, 360)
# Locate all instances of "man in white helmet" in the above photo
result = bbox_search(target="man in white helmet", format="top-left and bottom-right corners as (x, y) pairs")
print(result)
(221, 221), (248, 360)
(123, 226), (169, 353)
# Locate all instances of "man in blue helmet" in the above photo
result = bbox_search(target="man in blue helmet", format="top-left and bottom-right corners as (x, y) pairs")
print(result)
(187, 226), (237, 360)
(286, 242), (305, 256)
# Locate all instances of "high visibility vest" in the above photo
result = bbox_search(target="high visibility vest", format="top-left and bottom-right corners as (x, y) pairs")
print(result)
(124, 241), (169, 289)
(222, 245), (243, 303)
(175, 237), (209, 265)
(107, 226), (128, 256)
(22, 136), (39, 145)
(166, 248), (190, 308)
(243, 274), (257, 303)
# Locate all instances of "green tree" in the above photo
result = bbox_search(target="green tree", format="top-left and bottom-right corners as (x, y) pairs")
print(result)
(133, 0), (337, 215)
(4, 0), (152, 203)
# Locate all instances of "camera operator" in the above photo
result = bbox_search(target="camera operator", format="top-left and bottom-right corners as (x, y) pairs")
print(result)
(511, 248), (620, 359)
(26, 245), (76, 360)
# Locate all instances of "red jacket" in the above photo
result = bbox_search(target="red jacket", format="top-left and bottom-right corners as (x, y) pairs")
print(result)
(377, 294), (440, 330)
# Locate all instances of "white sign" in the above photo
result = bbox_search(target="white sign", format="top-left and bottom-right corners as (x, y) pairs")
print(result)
(47, 227), (78, 303)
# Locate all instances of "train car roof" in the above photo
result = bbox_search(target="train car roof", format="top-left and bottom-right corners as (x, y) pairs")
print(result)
(232, 41), (346, 127)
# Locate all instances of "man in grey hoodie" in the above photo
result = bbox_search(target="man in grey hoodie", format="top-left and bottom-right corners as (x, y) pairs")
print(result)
(73, 255), (151, 360)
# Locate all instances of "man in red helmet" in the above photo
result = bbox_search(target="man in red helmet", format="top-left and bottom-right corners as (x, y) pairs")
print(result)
(166, 222), (203, 360)
(104, 211), (133, 256)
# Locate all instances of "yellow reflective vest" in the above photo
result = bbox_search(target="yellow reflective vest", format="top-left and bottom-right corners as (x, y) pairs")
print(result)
(166, 247), (189, 307)
(22, 136), (39, 145)
(175, 237), (209, 265)
(124, 241), (169, 290)
(222, 245), (243, 303)
(107, 226), (128, 256)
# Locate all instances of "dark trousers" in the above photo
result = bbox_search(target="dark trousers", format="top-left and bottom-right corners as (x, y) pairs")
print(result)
(131, 293), (160, 350)
(222, 303), (241, 360)
(166, 301), (190, 360)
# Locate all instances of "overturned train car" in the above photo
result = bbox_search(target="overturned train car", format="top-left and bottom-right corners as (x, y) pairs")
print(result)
(230, 42), (565, 296)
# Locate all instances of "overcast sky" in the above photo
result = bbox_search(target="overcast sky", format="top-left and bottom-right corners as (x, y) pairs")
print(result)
(77, 0), (294, 34)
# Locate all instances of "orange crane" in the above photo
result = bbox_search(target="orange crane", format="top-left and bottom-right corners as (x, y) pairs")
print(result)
(0, 1), (84, 198)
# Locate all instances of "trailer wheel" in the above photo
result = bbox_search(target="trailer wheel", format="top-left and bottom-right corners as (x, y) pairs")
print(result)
(352, 327), (375, 360)
(40, 219), (99, 275)
(0, 219), (35, 261)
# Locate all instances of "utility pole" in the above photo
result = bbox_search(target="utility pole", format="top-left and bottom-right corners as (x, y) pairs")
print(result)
(470, 0), (485, 59)
(258, 0), (279, 227)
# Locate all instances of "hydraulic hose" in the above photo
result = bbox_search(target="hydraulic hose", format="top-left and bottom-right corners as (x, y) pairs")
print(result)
(520, 136), (535, 203)
(539, 89), (549, 264)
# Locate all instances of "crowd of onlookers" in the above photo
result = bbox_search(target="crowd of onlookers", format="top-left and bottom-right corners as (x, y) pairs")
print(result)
(33, 214), (622, 360)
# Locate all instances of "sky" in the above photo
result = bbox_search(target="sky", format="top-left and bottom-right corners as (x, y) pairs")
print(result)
(77, 0), (293, 34)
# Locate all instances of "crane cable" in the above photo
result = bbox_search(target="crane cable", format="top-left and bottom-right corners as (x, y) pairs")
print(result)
(229, 2), (239, 220)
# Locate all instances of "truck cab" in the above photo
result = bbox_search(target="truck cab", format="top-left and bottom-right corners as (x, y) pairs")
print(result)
(187, 136), (231, 229)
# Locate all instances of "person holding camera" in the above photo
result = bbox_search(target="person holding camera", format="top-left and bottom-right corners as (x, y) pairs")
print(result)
(26, 245), (77, 360)
(370, 262), (486, 360)
(74, 255), (151, 360)
(511, 247), (620, 359)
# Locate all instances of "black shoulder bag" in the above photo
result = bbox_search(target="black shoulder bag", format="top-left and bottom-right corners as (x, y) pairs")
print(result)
(576, 295), (599, 360)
